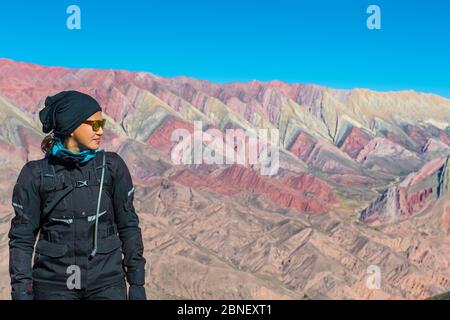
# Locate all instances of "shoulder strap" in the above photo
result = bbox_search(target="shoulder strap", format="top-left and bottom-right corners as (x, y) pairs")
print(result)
(93, 150), (106, 180)
(39, 156), (56, 198)
(93, 150), (113, 189)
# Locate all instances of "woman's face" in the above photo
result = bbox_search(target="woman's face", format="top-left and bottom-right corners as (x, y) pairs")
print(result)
(70, 111), (104, 151)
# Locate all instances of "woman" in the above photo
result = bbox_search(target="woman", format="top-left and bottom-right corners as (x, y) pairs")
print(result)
(8, 90), (147, 300)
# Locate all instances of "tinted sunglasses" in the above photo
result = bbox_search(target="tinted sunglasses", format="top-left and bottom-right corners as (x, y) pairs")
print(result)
(84, 119), (106, 132)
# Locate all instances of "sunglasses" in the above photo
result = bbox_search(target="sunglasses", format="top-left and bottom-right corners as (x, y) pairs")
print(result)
(84, 119), (106, 132)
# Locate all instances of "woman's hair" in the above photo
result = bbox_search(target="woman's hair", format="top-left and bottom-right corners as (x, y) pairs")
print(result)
(41, 133), (66, 154)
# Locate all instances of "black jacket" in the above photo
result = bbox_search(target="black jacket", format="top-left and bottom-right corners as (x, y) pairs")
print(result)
(8, 151), (146, 300)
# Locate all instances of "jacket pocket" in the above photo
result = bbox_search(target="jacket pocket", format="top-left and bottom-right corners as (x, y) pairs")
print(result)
(35, 240), (68, 258)
(96, 236), (122, 254)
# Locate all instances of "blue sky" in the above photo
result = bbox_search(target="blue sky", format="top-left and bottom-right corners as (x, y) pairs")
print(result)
(0, 0), (449, 98)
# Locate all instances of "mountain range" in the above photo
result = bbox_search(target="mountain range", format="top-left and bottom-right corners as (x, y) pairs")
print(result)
(0, 58), (448, 299)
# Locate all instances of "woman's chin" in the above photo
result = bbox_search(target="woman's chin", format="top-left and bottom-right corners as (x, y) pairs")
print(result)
(80, 142), (99, 151)
(90, 140), (101, 148)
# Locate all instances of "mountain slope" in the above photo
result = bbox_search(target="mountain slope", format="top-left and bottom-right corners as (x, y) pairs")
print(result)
(0, 58), (448, 299)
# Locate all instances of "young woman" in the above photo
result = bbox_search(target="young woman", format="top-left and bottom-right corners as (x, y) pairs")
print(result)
(8, 90), (147, 300)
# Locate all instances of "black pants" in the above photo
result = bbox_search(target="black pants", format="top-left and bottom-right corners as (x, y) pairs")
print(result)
(33, 280), (127, 300)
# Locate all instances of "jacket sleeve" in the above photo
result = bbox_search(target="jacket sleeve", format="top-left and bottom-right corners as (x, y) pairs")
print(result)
(112, 153), (146, 286)
(8, 161), (41, 300)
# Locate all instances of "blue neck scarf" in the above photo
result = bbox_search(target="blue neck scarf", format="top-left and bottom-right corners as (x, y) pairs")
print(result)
(49, 137), (102, 163)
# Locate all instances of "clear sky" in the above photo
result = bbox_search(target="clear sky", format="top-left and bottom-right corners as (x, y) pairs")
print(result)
(0, 0), (449, 98)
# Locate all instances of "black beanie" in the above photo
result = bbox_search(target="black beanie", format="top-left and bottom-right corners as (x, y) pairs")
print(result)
(39, 90), (102, 136)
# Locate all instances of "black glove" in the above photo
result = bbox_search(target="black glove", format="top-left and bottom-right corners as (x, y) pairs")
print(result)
(128, 284), (147, 300)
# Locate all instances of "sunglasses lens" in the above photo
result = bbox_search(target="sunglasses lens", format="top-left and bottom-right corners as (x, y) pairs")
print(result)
(92, 119), (106, 131)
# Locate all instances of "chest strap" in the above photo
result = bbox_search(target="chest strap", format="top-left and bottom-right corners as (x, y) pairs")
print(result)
(40, 151), (109, 216)
(42, 178), (101, 215)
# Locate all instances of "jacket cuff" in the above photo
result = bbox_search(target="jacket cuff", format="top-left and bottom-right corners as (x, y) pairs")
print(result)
(11, 288), (33, 300)
(11, 282), (34, 300)
(126, 269), (145, 286)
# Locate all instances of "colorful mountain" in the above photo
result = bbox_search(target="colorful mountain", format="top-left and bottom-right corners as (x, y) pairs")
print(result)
(0, 58), (448, 299)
